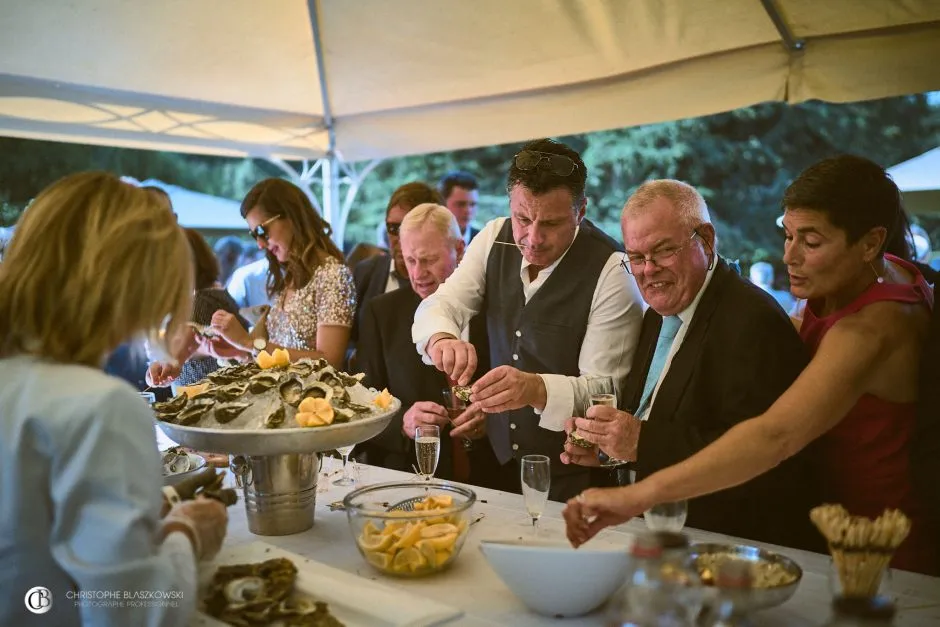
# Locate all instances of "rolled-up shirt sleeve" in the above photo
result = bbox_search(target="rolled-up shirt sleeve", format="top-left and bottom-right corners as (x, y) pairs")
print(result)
(535, 253), (645, 430)
(412, 218), (503, 363)
(49, 386), (197, 627)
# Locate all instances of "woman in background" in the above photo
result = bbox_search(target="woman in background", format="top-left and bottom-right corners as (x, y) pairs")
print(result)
(0, 172), (228, 626)
(205, 179), (355, 369)
(146, 228), (247, 388)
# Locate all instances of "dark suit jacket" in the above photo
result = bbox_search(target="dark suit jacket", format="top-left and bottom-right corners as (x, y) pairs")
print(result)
(912, 262), (940, 531)
(357, 288), (494, 483)
(467, 226), (481, 243)
(351, 254), (410, 343)
(622, 259), (821, 550)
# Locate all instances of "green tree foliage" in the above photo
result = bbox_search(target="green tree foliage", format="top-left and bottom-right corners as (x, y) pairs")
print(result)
(1, 94), (938, 269)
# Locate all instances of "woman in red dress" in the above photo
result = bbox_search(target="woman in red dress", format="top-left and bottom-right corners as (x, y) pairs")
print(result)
(565, 155), (937, 575)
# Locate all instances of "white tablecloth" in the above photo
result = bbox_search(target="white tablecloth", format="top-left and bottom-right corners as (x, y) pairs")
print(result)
(217, 460), (940, 626)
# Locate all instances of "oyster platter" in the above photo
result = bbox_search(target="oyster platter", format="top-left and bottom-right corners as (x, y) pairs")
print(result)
(152, 354), (400, 456)
(193, 542), (463, 626)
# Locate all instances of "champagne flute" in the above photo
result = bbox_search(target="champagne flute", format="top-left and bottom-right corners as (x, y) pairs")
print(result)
(415, 425), (441, 481)
(644, 500), (688, 532)
(520, 454), (550, 536)
(333, 444), (356, 486)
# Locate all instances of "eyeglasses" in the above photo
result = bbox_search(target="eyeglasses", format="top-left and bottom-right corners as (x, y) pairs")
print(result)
(513, 150), (579, 177)
(621, 231), (700, 275)
(386, 222), (402, 237)
(248, 215), (281, 242)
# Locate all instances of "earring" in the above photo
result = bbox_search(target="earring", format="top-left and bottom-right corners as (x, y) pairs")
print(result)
(869, 261), (885, 284)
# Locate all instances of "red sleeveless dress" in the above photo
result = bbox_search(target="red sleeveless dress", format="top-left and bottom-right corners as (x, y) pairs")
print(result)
(799, 255), (937, 575)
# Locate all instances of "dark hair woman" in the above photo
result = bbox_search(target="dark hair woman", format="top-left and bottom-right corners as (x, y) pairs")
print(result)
(564, 155), (937, 575)
(205, 179), (355, 369)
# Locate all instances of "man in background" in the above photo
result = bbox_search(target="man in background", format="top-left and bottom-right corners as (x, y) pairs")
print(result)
(439, 171), (480, 245)
(749, 261), (796, 312)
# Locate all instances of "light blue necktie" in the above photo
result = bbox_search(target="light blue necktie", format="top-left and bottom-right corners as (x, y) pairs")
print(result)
(636, 315), (682, 416)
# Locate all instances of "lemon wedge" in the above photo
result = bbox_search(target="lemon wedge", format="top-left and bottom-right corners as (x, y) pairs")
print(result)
(272, 347), (290, 367)
(392, 547), (426, 573)
(373, 388), (393, 409)
(359, 533), (396, 553)
(420, 523), (458, 539)
(295, 398), (334, 427)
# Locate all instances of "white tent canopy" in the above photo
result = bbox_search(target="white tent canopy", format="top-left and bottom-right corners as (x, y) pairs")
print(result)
(2, 0), (940, 163)
(888, 147), (940, 215)
(123, 177), (245, 231)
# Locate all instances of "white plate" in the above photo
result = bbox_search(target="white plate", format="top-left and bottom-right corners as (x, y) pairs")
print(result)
(191, 541), (463, 627)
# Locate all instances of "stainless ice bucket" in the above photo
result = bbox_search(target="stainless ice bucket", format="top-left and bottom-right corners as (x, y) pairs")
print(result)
(231, 453), (322, 536)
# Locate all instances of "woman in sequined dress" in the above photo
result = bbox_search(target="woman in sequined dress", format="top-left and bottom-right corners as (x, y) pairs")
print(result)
(204, 179), (355, 369)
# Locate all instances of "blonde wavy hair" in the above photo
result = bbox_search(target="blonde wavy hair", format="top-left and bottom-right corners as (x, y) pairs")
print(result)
(0, 172), (192, 367)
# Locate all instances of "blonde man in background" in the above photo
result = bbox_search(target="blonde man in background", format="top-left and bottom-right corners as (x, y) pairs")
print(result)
(0, 172), (227, 627)
(358, 203), (499, 487)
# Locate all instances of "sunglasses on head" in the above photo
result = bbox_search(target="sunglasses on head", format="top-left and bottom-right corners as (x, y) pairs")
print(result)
(386, 222), (402, 237)
(513, 150), (579, 177)
(248, 215), (281, 241)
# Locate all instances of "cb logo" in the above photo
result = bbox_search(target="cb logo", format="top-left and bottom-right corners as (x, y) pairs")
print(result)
(25, 586), (52, 614)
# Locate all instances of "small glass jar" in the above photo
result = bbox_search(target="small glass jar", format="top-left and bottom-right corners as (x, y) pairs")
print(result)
(821, 596), (896, 626)
(827, 556), (893, 600)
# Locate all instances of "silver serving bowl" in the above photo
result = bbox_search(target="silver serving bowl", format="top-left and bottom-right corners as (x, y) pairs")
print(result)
(156, 398), (400, 456)
(688, 542), (802, 611)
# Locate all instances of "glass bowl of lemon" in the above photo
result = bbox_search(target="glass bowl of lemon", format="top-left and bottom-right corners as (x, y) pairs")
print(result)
(343, 481), (476, 577)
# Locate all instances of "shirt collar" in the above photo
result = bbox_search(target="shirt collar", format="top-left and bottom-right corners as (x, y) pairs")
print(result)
(518, 225), (581, 278)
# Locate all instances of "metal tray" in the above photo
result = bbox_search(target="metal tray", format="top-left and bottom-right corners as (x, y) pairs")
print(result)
(156, 398), (400, 456)
(688, 542), (803, 611)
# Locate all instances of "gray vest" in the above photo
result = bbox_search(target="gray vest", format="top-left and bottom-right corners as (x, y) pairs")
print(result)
(483, 219), (619, 474)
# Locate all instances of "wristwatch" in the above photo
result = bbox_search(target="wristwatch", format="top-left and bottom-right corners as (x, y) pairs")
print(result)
(252, 338), (267, 356)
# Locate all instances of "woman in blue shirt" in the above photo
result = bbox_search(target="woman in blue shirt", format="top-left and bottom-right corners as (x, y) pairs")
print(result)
(0, 172), (228, 626)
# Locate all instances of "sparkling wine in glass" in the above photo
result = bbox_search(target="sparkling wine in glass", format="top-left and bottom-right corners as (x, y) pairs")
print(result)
(644, 500), (688, 532)
(415, 425), (441, 481)
(333, 444), (356, 486)
(586, 375), (616, 409)
(520, 454), (550, 535)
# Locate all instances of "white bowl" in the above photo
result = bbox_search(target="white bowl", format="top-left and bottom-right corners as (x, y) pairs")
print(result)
(479, 539), (631, 617)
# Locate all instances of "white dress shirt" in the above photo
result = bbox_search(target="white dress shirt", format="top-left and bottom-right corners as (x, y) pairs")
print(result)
(226, 258), (272, 309)
(413, 217), (645, 431)
(0, 356), (196, 627)
(638, 262), (717, 421)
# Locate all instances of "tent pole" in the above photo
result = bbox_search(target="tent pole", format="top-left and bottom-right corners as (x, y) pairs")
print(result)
(758, 0), (805, 51)
(307, 0), (342, 246)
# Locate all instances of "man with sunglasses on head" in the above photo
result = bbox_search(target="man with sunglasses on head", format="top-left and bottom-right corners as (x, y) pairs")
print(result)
(561, 180), (820, 549)
(413, 138), (645, 502)
(350, 182), (443, 351)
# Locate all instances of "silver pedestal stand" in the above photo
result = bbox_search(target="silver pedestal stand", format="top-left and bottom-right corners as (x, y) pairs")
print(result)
(157, 399), (400, 536)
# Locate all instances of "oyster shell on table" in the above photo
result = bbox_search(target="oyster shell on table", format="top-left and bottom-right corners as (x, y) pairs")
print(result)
(286, 361), (314, 378)
(214, 402), (250, 424)
(162, 447), (195, 475)
(248, 372), (281, 394)
(278, 377), (303, 406)
(263, 406), (286, 429)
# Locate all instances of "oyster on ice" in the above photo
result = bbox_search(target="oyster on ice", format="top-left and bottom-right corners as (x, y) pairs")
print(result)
(278, 377), (303, 406)
(214, 402), (250, 424)
(263, 406), (286, 429)
(299, 381), (333, 403)
(248, 372), (281, 394)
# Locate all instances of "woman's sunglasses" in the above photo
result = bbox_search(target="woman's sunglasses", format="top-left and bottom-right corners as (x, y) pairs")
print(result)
(248, 215), (281, 242)
(513, 150), (579, 177)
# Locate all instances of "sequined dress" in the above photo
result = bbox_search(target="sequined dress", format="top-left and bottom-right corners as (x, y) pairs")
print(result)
(266, 259), (356, 350)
